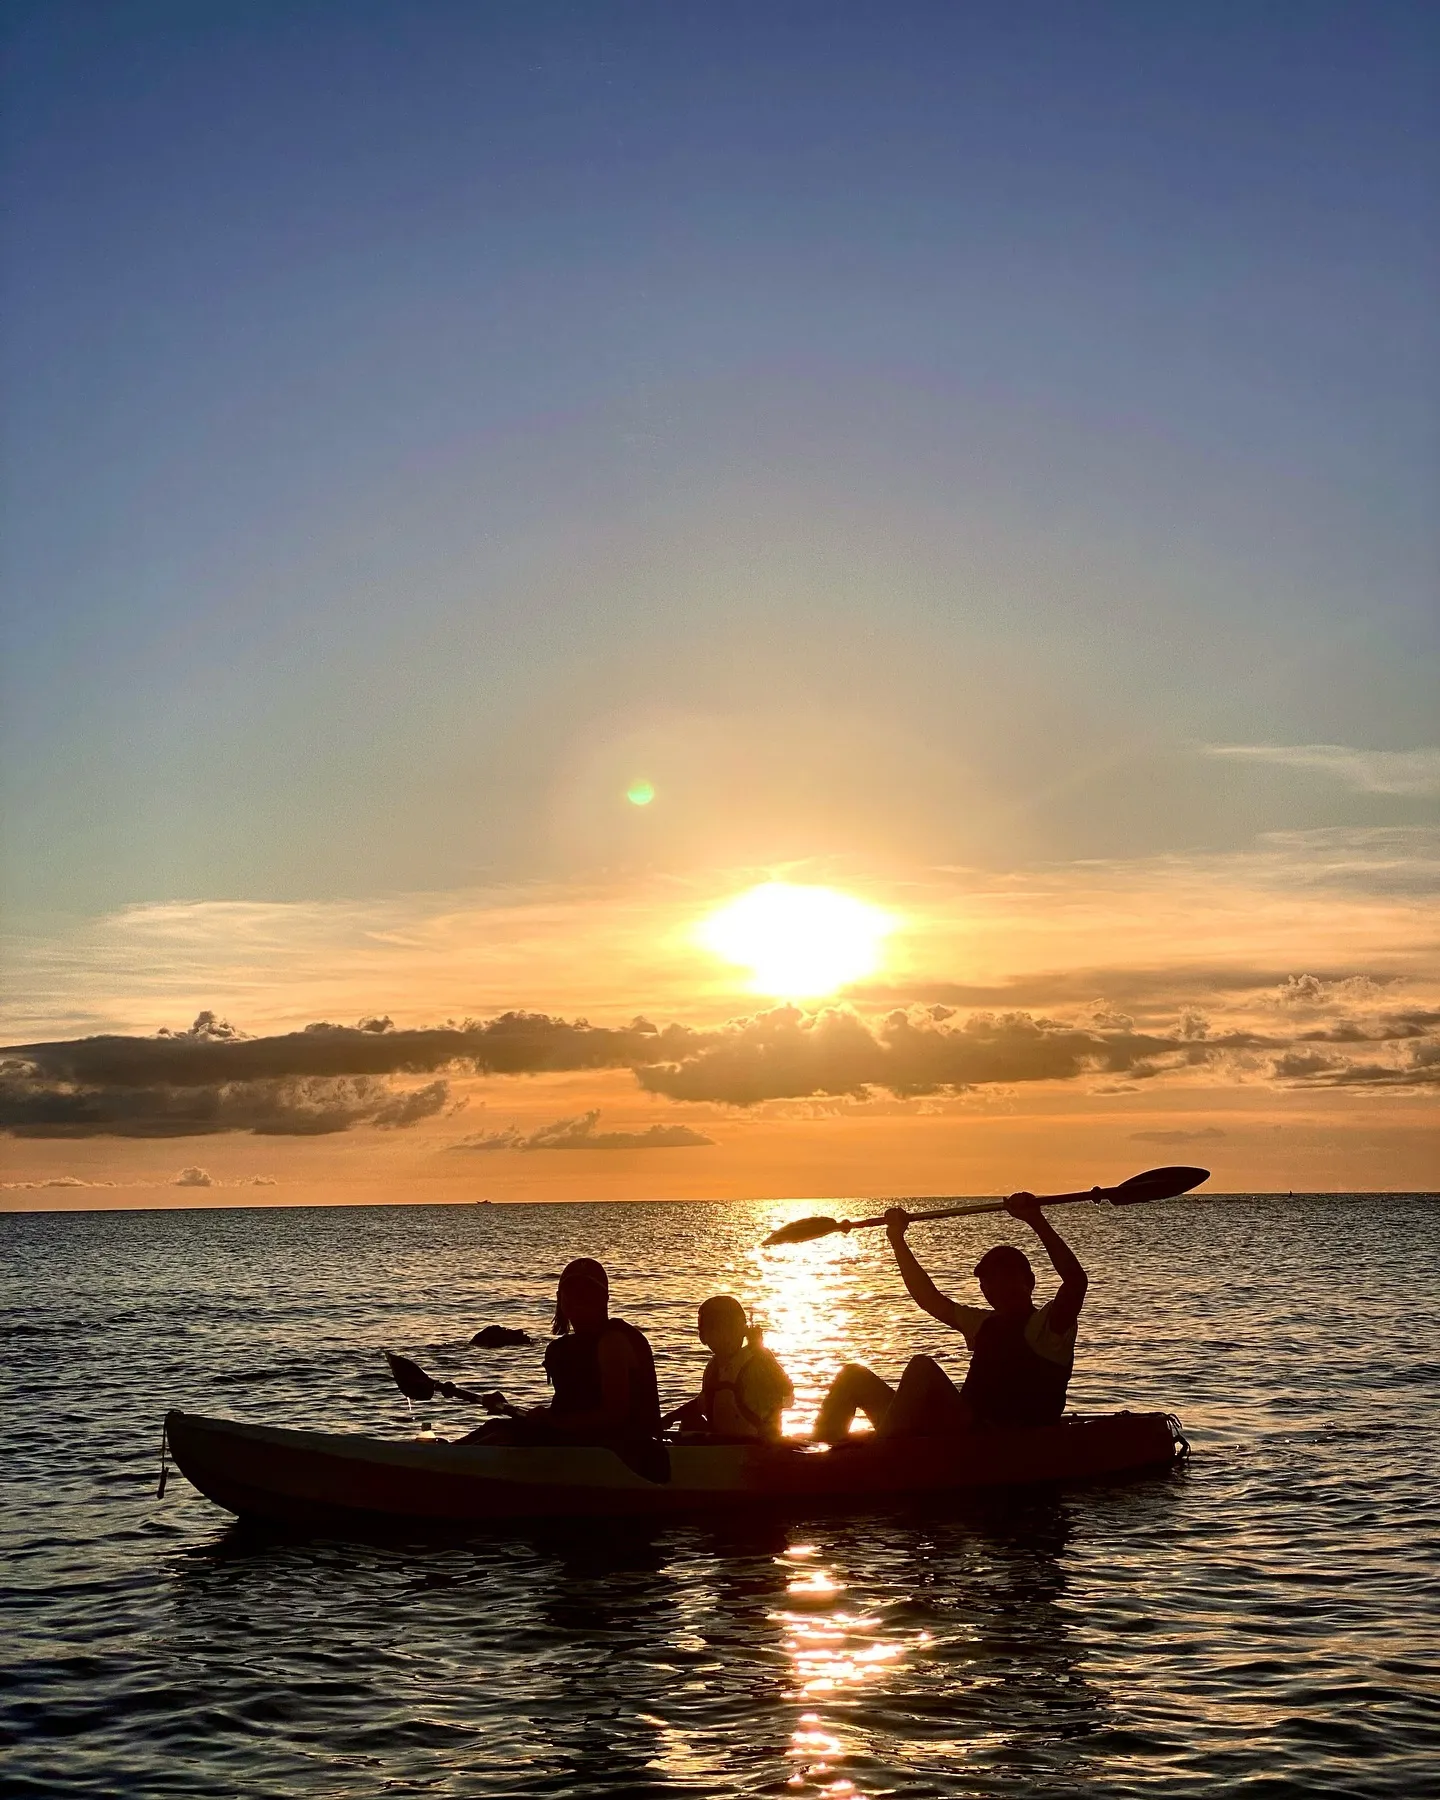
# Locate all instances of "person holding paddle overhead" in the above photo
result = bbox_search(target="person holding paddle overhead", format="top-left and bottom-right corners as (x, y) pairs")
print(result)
(813, 1192), (1088, 1442)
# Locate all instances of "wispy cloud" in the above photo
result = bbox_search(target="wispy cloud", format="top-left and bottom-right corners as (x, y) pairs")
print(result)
(450, 1109), (713, 1151)
(0, 1170), (278, 1189)
(855, 964), (1404, 1017)
(5, 832), (1436, 1050)
(1130, 1127), (1226, 1144)
(1275, 1041), (1440, 1089)
(1204, 744), (1440, 797)
(0, 1174), (118, 1190)
(171, 1166), (279, 1187)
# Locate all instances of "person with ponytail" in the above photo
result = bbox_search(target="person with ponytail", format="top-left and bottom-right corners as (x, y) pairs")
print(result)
(461, 1258), (661, 1452)
(666, 1296), (794, 1442)
(540, 1257), (660, 1442)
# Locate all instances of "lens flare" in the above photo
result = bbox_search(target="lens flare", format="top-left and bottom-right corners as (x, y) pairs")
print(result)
(626, 780), (656, 806)
(698, 883), (894, 998)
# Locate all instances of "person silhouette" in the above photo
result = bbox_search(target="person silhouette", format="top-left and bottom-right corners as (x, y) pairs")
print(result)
(814, 1192), (1088, 1442)
(664, 1295), (794, 1441)
(460, 1258), (661, 1448)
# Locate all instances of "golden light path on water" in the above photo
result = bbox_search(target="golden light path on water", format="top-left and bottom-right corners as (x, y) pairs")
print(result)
(749, 1223), (933, 1798)
(642, 1221), (934, 1797)
(775, 1543), (932, 1796)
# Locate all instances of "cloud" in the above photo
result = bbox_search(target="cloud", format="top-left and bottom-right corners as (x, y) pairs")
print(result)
(0, 1174), (119, 1190)
(1272, 1050), (1343, 1079)
(1204, 743), (1440, 798)
(158, 1010), (248, 1042)
(0, 1009), (682, 1140)
(1280, 1041), (1440, 1090)
(1130, 1127), (1226, 1144)
(1249, 826), (1440, 898)
(1272, 973), (1387, 1012)
(636, 1005), (1180, 1106)
(1296, 1010), (1440, 1043)
(451, 1109), (713, 1151)
(6, 1012), (679, 1086)
(854, 964), (1404, 1015)
(0, 1062), (453, 1138)
(5, 970), (1438, 1135)
(171, 1168), (278, 1187)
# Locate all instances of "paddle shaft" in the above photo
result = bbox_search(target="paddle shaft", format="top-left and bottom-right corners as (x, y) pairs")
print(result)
(390, 1354), (694, 1427)
(763, 1165), (1204, 1247)
(440, 1380), (506, 1409)
(838, 1184), (1116, 1235)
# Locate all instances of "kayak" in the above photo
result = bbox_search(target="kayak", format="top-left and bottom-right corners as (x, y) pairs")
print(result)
(163, 1408), (1188, 1530)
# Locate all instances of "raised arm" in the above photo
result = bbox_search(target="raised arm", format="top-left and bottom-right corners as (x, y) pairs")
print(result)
(1004, 1192), (1088, 1334)
(885, 1208), (967, 1329)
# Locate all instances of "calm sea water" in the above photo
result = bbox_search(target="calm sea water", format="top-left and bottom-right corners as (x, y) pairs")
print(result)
(2, 1193), (1437, 1798)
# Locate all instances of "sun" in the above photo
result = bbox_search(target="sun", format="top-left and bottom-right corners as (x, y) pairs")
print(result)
(698, 883), (895, 998)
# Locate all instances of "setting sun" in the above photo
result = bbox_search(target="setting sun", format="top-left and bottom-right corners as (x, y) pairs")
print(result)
(697, 883), (895, 998)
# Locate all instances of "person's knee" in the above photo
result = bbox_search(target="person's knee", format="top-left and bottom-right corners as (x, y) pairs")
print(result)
(898, 1354), (945, 1388)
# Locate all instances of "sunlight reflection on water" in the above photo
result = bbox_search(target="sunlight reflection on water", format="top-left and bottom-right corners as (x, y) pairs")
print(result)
(744, 1227), (878, 1435)
(777, 1542), (929, 1798)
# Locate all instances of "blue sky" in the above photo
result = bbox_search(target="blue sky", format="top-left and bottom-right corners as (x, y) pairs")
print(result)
(3, 1), (1435, 916)
(2, 4), (1438, 1197)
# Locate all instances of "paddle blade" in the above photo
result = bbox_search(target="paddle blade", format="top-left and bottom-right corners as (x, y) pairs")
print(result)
(1108, 1165), (1209, 1205)
(763, 1215), (844, 1247)
(385, 1349), (437, 1401)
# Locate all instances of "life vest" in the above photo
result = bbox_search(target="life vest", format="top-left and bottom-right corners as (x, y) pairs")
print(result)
(959, 1306), (1071, 1428)
(543, 1317), (661, 1436)
(702, 1344), (792, 1440)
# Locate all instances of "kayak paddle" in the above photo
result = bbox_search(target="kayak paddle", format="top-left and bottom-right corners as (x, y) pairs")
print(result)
(762, 1164), (1209, 1248)
(386, 1348), (693, 1438)
(384, 1349), (518, 1415)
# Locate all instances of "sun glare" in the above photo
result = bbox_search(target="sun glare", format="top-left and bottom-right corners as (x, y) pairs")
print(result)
(698, 883), (894, 998)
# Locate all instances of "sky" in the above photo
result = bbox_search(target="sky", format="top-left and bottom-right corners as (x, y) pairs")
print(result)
(2, 1), (1436, 1206)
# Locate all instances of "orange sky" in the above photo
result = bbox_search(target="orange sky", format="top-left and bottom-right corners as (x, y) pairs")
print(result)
(6, 835), (1437, 1207)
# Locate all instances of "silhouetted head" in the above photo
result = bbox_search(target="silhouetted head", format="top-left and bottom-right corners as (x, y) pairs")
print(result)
(553, 1258), (610, 1335)
(974, 1244), (1035, 1316)
(697, 1294), (749, 1357)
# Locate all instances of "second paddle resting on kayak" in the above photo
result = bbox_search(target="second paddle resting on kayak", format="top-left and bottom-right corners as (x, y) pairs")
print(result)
(814, 1191), (1087, 1442)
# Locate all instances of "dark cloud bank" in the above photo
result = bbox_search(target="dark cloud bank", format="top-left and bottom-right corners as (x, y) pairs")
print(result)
(0, 1009), (678, 1139)
(3, 975), (1435, 1139)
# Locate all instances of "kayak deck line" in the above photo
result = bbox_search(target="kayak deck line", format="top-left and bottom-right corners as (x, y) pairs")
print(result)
(163, 1409), (1188, 1529)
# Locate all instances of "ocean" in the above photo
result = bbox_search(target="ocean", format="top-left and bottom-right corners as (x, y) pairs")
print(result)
(3, 1192), (1437, 1798)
